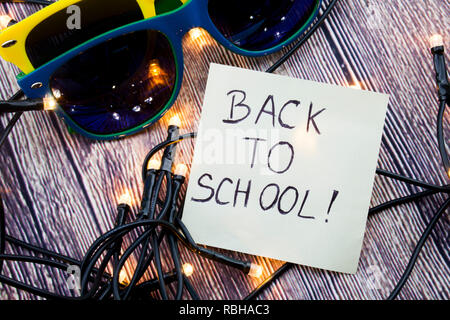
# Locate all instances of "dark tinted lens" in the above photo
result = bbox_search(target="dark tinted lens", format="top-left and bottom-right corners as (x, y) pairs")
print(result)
(49, 30), (176, 136)
(208, 0), (319, 51)
(26, 0), (144, 68)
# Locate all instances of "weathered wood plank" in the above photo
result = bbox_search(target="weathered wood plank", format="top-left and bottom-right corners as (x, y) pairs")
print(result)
(0, 0), (448, 300)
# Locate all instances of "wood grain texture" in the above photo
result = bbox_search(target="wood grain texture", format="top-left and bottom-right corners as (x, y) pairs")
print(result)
(0, 0), (449, 300)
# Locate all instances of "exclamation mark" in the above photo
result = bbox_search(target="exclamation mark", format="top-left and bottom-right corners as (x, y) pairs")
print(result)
(325, 190), (339, 223)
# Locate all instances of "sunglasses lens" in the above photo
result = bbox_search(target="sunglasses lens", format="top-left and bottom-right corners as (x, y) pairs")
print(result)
(49, 30), (177, 136)
(208, 0), (319, 51)
(26, 0), (144, 68)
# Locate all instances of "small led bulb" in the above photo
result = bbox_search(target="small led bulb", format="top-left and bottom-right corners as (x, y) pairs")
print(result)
(174, 164), (188, 177)
(189, 28), (209, 48)
(147, 159), (161, 170)
(182, 263), (194, 277)
(43, 95), (57, 111)
(430, 34), (444, 48)
(248, 263), (263, 278)
(119, 269), (129, 286)
(118, 190), (132, 206)
(169, 115), (181, 128)
(0, 15), (12, 30)
(189, 27), (204, 41)
(349, 82), (362, 90)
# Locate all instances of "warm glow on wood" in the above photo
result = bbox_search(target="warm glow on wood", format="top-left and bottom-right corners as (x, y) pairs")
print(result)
(43, 95), (57, 111)
(147, 159), (161, 170)
(430, 34), (443, 48)
(0, 15), (12, 30)
(188, 27), (209, 48)
(118, 190), (132, 205)
(169, 115), (182, 128)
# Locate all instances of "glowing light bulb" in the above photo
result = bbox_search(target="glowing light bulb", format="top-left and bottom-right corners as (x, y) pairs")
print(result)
(189, 27), (204, 41)
(169, 115), (181, 128)
(147, 159), (161, 170)
(43, 95), (57, 111)
(248, 263), (263, 278)
(430, 34), (443, 48)
(182, 263), (194, 277)
(149, 60), (162, 77)
(349, 82), (362, 90)
(174, 164), (188, 177)
(119, 269), (129, 286)
(118, 190), (132, 205)
(0, 15), (12, 30)
(189, 28), (209, 48)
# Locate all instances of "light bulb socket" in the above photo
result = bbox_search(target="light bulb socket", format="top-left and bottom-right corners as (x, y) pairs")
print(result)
(161, 125), (179, 172)
(138, 169), (157, 219)
(431, 45), (445, 54)
(432, 46), (449, 103)
(115, 204), (130, 227)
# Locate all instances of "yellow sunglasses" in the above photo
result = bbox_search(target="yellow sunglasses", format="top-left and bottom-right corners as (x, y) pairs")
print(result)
(0, 0), (185, 74)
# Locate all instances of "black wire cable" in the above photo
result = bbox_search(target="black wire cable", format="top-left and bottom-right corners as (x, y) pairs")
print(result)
(368, 189), (442, 215)
(0, 89), (25, 273)
(0, 194), (5, 275)
(376, 169), (449, 193)
(167, 176), (186, 300)
(387, 197), (450, 300)
(431, 42), (450, 178)
(244, 263), (292, 300)
(436, 100), (450, 176)
(0, 99), (44, 112)
(0, 90), (24, 149)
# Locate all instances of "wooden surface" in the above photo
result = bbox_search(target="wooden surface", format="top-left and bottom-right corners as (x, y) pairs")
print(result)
(0, 0), (449, 300)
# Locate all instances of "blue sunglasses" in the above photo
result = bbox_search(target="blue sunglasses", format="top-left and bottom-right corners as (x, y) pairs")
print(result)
(18, 0), (321, 140)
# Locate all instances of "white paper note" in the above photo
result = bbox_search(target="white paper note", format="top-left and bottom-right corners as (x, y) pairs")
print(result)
(182, 63), (389, 274)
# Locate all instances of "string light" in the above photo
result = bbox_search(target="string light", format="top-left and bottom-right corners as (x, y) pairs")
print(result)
(43, 95), (57, 111)
(118, 190), (132, 205)
(430, 34), (443, 48)
(0, 15), (12, 30)
(147, 159), (161, 170)
(119, 269), (129, 286)
(169, 115), (182, 128)
(248, 263), (263, 278)
(182, 263), (194, 277)
(174, 164), (188, 176)
(188, 27), (208, 47)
